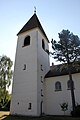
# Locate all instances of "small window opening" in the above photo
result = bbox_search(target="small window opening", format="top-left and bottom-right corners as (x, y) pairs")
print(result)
(23, 36), (30, 47)
(42, 39), (45, 50)
(55, 81), (62, 91)
(41, 65), (43, 71)
(17, 102), (19, 105)
(67, 80), (74, 90)
(41, 89), (43, 97)
(41, 76), (43, 83)
(28, 103), (32, 110)
(23, 64), (26, 70)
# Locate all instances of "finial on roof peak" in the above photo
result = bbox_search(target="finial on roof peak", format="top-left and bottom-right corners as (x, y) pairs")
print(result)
(34, 6), (36, 14)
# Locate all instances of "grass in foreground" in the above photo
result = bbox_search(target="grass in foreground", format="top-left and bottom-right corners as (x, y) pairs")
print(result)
(0, 111), (80, 120)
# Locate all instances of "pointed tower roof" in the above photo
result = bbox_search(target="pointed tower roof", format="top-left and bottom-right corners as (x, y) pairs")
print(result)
(17, 14), (49, 42)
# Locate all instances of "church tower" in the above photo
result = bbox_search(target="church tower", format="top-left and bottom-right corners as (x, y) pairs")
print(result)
(10, 13), (50, 116)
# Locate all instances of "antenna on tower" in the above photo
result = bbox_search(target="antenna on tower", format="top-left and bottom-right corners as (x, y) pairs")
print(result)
(34, 6), (36, 14)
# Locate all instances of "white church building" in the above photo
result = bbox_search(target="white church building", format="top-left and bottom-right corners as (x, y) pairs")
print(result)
(10, 13), (80, 116)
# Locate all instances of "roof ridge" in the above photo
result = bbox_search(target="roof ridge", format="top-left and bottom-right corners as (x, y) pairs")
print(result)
(17, 14), (49, 42)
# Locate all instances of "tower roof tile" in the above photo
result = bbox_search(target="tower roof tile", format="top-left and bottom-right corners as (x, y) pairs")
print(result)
(17, 14), (49, 42)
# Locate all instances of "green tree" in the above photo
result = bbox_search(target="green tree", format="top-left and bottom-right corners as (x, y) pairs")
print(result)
(0, 55), (13, 109)
(51, 29), (80, 112)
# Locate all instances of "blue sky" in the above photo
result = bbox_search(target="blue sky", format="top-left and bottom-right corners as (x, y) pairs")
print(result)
(0, 0), (80, 65)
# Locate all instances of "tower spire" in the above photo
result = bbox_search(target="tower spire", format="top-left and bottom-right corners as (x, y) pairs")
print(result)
(34, 6), (36, 14)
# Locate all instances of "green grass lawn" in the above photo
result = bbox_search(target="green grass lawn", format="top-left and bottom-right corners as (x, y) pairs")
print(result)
(0, 111), (80, 120)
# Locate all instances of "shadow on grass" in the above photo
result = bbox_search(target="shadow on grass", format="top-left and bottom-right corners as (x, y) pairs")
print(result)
(0, 115), (37, 120)
(1, 115), (46, 120)
(1, 115), (80, 120)
(0, 115), (61, 120)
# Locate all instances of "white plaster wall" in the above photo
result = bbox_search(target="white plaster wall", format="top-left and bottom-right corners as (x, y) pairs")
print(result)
(37, 30), (50, 115)
(10, 29), (38, 116)
(44, 73), (80, 115)
(37, 30), (50, 75)
(10, 27), (50, 116)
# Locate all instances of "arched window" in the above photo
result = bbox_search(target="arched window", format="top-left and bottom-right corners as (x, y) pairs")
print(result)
(55, 81), (62, 91)
(67, 80), (74, 90)
(42, 39), (45, 50)
(23, 36), (30, 46)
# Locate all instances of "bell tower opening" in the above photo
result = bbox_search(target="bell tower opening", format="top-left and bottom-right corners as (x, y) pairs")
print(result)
(42, 39), (45, 50)
(23, 36), (30, 47)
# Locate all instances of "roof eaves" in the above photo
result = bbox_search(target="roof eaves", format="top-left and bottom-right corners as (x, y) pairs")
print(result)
(17, 14), (49, 42)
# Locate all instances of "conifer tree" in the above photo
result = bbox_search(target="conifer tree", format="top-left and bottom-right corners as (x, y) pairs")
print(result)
(51, 29), (80, 112)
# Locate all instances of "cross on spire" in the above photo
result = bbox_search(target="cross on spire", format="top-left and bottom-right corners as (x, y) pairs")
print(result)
(34, 6), (36, 14)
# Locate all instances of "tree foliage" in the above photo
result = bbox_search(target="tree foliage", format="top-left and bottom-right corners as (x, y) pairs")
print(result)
(0, 89), (11, 109)
(51, 29), (80, 64)
(0, 55), (13, 109)
(51, 29), (80, 112)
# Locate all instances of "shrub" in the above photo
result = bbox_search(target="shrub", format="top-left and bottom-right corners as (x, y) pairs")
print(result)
(71, 105), (80, 117)
(0, 93), (11, 111)
(60, 102), (68, 115)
